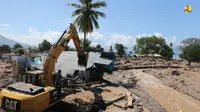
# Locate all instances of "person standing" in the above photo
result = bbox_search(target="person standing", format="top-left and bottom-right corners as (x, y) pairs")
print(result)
(54, 69), (63, 89)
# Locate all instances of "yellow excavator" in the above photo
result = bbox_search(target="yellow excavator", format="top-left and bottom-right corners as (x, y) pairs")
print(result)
(0, 23), (88, 112)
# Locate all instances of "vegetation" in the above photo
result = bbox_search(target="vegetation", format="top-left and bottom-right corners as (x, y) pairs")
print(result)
(0, 44), (11, 52)
(80, 38), (92, 49)
(12, 43), (25, 54)
(28, 46), (39, 53)
(38, 39), (52, 52)
(13, 43), (23, 50)
(115, 43), (126, 57)
(96, 44), (101, 49)
(159, 44), (174, 59)
(14, 48), (25, 55)
(134, 36), (174, 59)
(179, 38), (200, 65)
(66, 38), (103, 52)
(94, 44), (103, 52)
(68, 0), (107, 50)
(109, 46), (113, 52)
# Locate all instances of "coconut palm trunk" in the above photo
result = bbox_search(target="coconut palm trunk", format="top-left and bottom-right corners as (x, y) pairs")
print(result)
(84, 31), (86, 51)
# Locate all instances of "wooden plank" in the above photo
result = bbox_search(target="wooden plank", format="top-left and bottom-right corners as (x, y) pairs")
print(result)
(126, 91), (134, 108)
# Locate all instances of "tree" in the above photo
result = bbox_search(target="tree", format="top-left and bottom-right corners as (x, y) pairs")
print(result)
(0, 44), (11, 53)
(13, 43), (23, 50)
(38, 39), (52, 52)
(68, 0), (107, 51)
(179, 38), (200, 66)
(159, 44), (174, 59)
(93, 44), (103, 52)
(109, 46), (113, 52)
(14, 48), (25, 55)
(115, 43), (126, 57)
(69, 47), (76, 51)
(134, 35), (174, 59)
(96, 44), (101, 49)
(28, 47), (39, 53)
(80, 38), (91, 51)
(12, 43), (25, 54)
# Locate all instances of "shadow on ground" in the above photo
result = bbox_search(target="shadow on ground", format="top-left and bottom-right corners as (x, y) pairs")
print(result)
(44, 80), (120, 112)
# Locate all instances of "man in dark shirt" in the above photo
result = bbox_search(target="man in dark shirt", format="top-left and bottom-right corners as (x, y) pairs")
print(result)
(54, 69), (63, 88)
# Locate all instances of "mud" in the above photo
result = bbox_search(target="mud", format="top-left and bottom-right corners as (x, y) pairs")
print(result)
(104, 71), (167, 112)
(144, 68), (200, 101)
(132, 69), (200, 112)
(0, 61), (13, 88)
(115, 57), (200, 102)
(45, 99), (103, 112)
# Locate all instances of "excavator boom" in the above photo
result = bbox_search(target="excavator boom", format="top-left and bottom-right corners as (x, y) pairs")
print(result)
(43, 23), (88, 86)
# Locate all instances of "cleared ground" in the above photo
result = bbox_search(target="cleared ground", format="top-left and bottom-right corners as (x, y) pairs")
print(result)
(111, 57), (200, 112)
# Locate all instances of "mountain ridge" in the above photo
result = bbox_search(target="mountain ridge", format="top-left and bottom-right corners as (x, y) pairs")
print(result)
(0, 35), (32, 48)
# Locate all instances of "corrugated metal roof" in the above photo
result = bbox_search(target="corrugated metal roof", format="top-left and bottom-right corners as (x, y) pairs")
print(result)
(39, 51), (113, 77)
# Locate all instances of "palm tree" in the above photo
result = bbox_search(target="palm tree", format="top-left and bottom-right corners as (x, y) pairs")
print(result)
(68, 0), (107, 51)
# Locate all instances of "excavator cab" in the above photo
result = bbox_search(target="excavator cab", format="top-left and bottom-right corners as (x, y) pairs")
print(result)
(21, 70), (43, 86)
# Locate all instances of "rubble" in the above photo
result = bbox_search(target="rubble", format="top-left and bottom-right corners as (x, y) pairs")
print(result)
(172, 70), (180, 75)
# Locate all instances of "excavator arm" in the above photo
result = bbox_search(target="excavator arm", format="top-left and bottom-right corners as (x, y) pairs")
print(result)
(42, 23), (88, 86)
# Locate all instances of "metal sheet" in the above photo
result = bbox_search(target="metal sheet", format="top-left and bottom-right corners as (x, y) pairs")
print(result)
(39, 51), (113, 77)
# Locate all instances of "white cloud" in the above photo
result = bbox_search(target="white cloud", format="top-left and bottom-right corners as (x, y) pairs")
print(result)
(0, 27), (62, 46)
(136, 32), (162, 38)
(0, 26), (179, 51)
(0, 24), (14, 31)
(0, 24), (10, 27)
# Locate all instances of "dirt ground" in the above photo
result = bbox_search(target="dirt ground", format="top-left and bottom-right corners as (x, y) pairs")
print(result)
(111, 57), (200, 112)
(0, 60), (13, 88)
(144, 68), (200, 101)
(121, 57), (200, 101)
(104, 70), (167, 112)
(114, 57), (200, 102)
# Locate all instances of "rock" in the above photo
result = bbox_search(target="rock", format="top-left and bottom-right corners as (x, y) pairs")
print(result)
(138, 106), (144, 112)
(125, 60), (131, 64)
(172, 70), (180, 76)
(5, 65), (11, 69)
(114, 67), (119, 71)
(137, 102), (143, 106)
(4, 69), (11, 73)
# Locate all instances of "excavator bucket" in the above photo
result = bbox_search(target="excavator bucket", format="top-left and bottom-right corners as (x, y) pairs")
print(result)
(77, 52), (88, 67)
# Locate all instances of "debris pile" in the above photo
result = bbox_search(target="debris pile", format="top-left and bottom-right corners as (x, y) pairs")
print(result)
(60, 81), (147, 112)
(0, 61), (13, 88)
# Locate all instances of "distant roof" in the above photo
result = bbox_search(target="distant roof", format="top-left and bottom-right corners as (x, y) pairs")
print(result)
(153, 54), (162, 57)
(2, 53), (19, 56)
(135, 53), (162, 57)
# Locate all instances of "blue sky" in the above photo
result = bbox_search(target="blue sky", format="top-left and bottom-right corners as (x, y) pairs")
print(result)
(0, 0), (199, 52)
